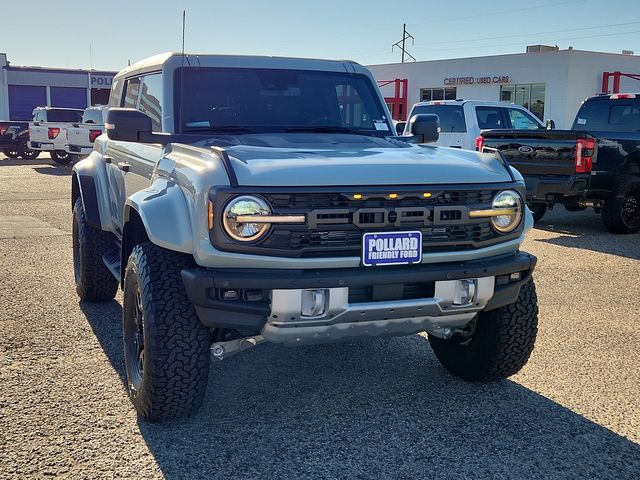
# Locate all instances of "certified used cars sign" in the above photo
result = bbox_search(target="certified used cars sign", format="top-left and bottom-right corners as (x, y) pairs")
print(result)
(362, 231), (422, 266)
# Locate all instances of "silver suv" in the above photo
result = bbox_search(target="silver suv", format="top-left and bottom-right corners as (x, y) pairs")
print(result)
(72, 53), (539, 421)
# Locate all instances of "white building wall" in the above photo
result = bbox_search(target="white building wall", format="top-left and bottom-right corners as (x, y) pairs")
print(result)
(368, 49), (640, 129)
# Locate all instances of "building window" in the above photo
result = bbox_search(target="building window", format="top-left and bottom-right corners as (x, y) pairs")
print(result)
(420, 87), (457, 102)
(500, 83), (545, 120)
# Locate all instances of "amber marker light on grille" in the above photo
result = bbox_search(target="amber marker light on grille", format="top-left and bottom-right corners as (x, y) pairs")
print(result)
(208, 201), (214, 229)
(423, 192), (432, 198)
(388, 193), (398, 199)
(353, 194), (363, 200)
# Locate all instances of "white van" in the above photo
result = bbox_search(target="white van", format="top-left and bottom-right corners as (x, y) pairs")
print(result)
(403, 100), (546, 150)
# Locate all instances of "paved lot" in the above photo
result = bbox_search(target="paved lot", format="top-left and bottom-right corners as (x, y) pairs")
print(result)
(0, 154), (639, 479)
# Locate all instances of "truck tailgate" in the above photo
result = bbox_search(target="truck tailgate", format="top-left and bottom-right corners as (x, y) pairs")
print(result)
(481, 129), (585, 177)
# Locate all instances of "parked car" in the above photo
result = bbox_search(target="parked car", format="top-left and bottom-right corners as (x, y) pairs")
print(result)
(403, 100), (546, 150)
(479, 93), (640, 234)
(64, 106), (108, 161)
(0, 121), (39, 160)
(72, 52), (539, 421)
(28, 107), (84, 164)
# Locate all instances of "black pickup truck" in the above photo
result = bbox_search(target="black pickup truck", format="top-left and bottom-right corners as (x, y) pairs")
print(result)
(0, 121), (39, 160)
(479, 93), (640, 234)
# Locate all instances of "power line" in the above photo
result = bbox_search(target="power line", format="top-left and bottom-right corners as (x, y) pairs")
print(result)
(392, 24), (415, 63)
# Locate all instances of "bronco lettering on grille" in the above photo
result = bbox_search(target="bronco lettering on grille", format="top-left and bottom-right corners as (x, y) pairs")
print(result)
(307, 206), (470, 229)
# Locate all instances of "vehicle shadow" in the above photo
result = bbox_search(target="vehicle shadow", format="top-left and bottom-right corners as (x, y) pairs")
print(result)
(80, 301), (640, 479)
(534, 208), (640, 260)
(33, 165), (73, 176)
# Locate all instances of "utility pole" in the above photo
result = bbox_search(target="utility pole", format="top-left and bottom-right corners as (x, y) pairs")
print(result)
(392, 24), (416, 63)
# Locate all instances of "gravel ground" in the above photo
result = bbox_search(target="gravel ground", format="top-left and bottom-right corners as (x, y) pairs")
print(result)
(0, 154), (639, 479)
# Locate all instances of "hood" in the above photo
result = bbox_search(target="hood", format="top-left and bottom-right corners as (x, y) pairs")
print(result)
(196, 133), (512, 186)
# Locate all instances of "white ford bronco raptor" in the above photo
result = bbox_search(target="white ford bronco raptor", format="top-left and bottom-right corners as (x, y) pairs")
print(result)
(72, 52), (539, 421)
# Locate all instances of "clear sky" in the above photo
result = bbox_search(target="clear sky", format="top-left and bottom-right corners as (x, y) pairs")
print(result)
(2, 0), (639, 72)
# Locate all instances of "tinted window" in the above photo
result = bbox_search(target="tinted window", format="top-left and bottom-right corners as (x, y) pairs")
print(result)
(573, 98), (640, 132)
(476, 107), (504, 129)
(174, 67), (389, 135)
(138, 74), (163, 131)
(411, 105), (466, 132)
(46, 109), (84, 122)
(122, 78), (141, 108)
(506, 109), (541, 129)
(108, 78), (123, 108)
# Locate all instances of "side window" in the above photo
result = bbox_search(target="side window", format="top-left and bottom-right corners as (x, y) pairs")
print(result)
(108, 78), (123, 108)
(122, 78), (141, 108)
(506, 109), (540, 129)
(609, 104), (640, 132)
(476, 107), (504, 129)
(139, 74), (163, 131)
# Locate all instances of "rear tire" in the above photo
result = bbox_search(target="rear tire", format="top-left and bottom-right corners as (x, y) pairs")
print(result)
(51, 150), (71, 164)
(528, 203), (547, 223)
(429, 279), (538, 381)
(123, 242), (211, 422)
(601, 176), (640, 234)
(72, 198), (118, 301)
(2, 148), (21, 159)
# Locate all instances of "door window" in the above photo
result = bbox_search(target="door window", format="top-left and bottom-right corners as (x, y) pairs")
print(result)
(506, 108), (541, 129)
(122, 78), (141, 108)
(476, 107), (504, 129)
(139, 74), (163, 131)
(411, 104), (466, 132)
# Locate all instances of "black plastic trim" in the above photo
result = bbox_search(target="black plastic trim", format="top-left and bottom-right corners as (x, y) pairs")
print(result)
(77, 174), (102, 228)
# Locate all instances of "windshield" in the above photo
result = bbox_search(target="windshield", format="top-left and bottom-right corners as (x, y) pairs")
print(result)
(82, 109), (104, 124)
(573, 98), (640, 133)
(411, 105), (466, 132)
(47, 109), (84, 122)
(174, 67), (390, 136)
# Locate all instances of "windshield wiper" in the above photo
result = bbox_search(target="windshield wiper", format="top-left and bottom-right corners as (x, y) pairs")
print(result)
(182, 125), (256, 134)
(285, 125), (370, 135)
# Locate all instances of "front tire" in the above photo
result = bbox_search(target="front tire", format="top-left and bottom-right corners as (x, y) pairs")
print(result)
(20, 147), (40, 160)
(72, 198), (118, 301)
(123, 242), (211, 422)
(429, 279), (538, 381)
(51, 150), (71, 164)
(601, 176), (640, 234)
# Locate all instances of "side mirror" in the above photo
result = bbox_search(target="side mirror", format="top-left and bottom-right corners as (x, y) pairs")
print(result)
(545, 119), (555, 130)
(105, 108), (153, 142)
(394, 121), (406, 135)
(409, 114), (439, 143)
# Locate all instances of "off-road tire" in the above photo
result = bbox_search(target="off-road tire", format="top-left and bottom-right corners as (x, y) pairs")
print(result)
(123, 242), (211, 422)
(72, 198), (118, 301)
(528, 203), (547, 223)
(51, 150), (71, 164)
(2, 148), (21, 159)
(601, 175), (640, 234)
(429, 279), (538, 381)
(20, 147), (40, 160)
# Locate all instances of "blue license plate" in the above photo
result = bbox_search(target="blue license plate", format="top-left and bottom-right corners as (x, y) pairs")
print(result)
(362, 231), (423, 267)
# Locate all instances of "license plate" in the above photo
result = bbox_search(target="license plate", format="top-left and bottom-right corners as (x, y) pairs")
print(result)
(362, 231), (422, 267)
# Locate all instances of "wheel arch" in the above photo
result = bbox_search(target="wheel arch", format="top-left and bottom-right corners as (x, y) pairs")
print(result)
(121, 180), (194, 285)
(71, 153), (109, 229)
(623, 152), (640, 176)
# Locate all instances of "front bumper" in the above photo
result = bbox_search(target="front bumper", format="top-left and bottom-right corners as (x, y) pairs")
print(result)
(182, 251), (536, 344)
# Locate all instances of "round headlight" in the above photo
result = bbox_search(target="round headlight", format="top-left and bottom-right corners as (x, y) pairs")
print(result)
(222, 195), (271, 242)
(491, 190), (523, 233)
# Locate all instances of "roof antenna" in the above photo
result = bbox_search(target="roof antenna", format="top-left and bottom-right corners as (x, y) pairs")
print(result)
(179, 9), (186, 134)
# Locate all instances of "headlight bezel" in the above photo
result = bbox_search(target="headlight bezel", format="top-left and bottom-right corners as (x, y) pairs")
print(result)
(222, 195), (272, 242)
(490, 189), (523, 234)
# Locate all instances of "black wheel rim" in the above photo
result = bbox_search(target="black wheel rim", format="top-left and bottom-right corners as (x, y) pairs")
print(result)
(124, 284), (145, 392)
(22, 148), (38, 160)
(5, 149), (20, 158)
(55, 151), (69, 160)
(621, 184), (640, 228)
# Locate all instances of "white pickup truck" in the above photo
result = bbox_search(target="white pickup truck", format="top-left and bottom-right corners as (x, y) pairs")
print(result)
(64, 106), (108, 161)
(28, 107), (84, 164)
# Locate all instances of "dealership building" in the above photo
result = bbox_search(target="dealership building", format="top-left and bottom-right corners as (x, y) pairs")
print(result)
(369, 47), (640, 128)
(0, 53), (116, 121)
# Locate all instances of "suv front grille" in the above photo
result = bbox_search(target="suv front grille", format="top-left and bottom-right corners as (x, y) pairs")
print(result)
(211, 186), (520, 258)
